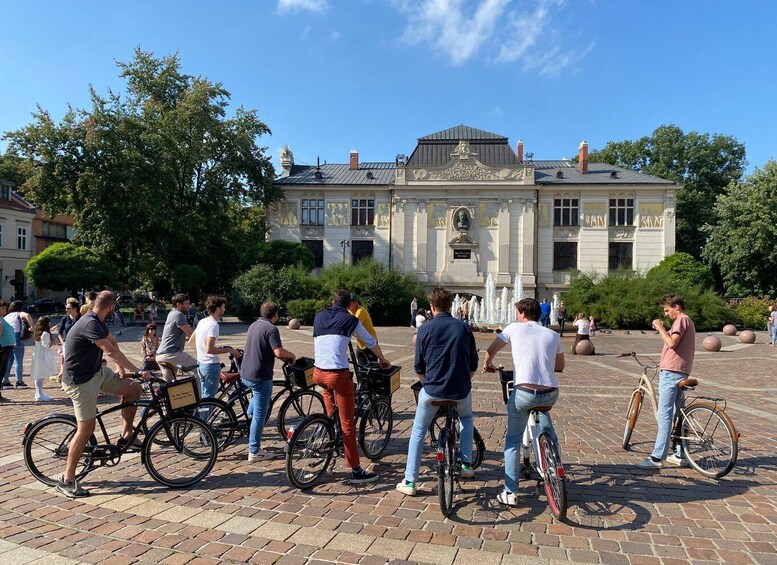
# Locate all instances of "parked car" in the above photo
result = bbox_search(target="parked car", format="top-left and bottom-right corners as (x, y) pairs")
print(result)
(23, 298), (64, 314)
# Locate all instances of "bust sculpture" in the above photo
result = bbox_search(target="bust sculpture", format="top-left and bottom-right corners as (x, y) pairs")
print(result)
(455, 209), (470, 231)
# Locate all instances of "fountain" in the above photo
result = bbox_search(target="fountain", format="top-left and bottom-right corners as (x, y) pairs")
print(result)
(550, 293), (559, 326)
(468, 274), (531, 331)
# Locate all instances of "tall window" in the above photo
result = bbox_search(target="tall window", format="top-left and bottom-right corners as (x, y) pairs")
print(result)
(609, 197), (634, 226)
(351, 240), (374, 264)
(351, 198), (375, 226)
(553, 242), (577, 270)
(301, 240), (324, 269)
(17, 227), (27, 250)
(609, 242), (633, 270)
(42, 221), (68, 239)
(1, 185), (9, 200)
(301, 198), (324, 226)
(554, 198), (579, 226)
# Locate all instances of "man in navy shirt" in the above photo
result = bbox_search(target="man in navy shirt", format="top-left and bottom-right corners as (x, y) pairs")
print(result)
(397, 287), (479, 496)
(539, 298), (551, 327)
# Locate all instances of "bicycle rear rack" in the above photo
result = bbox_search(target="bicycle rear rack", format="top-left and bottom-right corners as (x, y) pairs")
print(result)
(684, 395), (727, 411)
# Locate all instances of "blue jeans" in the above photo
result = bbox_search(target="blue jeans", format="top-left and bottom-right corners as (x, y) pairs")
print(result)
(651, 370), (686, 460)
(504, 387), (559, 493)
(244, 378), (273, 454)
(770, 324), (777, 344)
(404, 388), (473, 484)
(3, 333), (23, 384)
(197, 363), (221, 399)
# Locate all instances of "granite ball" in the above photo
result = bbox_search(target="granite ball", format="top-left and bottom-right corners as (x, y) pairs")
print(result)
(702, 335), (722, 352)
(740, 330), (756, 344)
(575, 339), (594, 355)
(288, 318), (301, 330)
(722, 324), (737, 336)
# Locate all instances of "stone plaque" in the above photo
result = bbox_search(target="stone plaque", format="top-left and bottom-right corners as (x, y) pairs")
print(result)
(453, 249), (471, 260)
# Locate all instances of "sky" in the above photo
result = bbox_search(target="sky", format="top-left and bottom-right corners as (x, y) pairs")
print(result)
(1, 1), (776, 174)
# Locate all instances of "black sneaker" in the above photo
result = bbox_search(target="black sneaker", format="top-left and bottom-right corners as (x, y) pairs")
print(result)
(1, 381), (11, 388)
(349, 467), (379, 484)
(117, 435), (143, 450)
(56, 477), (90, 498)
(15, 381), (28, 388)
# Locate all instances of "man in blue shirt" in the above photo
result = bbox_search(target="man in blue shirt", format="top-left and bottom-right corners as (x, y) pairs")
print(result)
(539, 298), (551, 327)
(397, 287), (479, 496)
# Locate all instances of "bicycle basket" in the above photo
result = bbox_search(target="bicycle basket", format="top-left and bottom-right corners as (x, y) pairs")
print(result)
(161, 377), (200, 414)
(288, 357), (315, 389)
(499, 369), (514, 405)
(367, 365), (401, 397)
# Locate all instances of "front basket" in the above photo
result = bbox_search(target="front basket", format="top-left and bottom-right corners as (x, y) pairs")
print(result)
(288, 357), (315, 389)
(161, 377), (200, 414)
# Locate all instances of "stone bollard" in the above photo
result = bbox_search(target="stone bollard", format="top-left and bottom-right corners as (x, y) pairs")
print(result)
(739, 330), (756, 344)
(722, 324), (737, 336)
(288, 318), (301, 330)
(702, 335), (722, 351)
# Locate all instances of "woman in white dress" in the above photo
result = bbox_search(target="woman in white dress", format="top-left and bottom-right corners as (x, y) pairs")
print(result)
(30, 316), (57, 401)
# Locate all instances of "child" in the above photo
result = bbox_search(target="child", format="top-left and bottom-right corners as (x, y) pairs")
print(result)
(30, 317), (57, 401)
(589, 315), (597, 337)
(572, 312), (594, 354)
(140, 323), (160, 371)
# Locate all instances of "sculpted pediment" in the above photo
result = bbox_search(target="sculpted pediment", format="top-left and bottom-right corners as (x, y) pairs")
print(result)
(406, 141), (531, 182)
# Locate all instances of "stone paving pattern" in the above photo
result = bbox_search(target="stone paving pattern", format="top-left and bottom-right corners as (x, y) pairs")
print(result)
(0, 320), (775, 564)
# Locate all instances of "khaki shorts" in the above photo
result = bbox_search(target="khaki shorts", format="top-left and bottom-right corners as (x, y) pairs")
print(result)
(62, 366), (123, 421)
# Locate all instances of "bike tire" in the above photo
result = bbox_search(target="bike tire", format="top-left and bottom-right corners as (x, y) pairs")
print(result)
(358, 398), (393, 460)
(538, 431), (567, 520)
(680, 402), (738, 479)
(193, 398), (237, 452)
(142, 416), (218, 488)
(437, 429), (455, 518)
(430, 414), (484, 470)
(622, 390), (643, 450)
(23, 415), (96, 486)
(277, 389), (326, 440)
(285, 414), (335, 490)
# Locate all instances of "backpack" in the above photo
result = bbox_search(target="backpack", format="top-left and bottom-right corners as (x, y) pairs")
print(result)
(20, 315), (32, 340)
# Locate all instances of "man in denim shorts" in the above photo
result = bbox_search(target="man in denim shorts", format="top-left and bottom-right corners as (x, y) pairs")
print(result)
(58, 291), (147, 498)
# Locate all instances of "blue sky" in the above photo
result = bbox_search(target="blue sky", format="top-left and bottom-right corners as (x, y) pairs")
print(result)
(2, 1), (775, 174)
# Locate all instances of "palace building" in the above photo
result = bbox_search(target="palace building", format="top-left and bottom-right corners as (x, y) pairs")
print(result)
(268, 125), (678, 297)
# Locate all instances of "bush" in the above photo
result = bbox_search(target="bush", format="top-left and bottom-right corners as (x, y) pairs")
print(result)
(647, 252), (714, 289)
(230, 264), (322, 322)
(286, 298), (329, 325)
(242, 240), (315, 271)
(728, 296), (770, 329)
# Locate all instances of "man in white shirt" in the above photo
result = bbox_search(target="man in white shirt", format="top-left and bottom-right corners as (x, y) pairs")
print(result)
(484, 297), (565, 507)
(190, 296), (239, 400)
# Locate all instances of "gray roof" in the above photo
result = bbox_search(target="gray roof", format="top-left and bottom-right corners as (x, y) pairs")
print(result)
(275, 162), (395, 186)
(407, 124), (518, 168)
(533, 161), (675, 185)
(418, 125), (508, 142)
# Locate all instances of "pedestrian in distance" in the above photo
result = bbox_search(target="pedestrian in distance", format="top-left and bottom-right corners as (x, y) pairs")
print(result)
(410, 297), (418, 328)
(30, 316), (57, 401)
(557, 301), (567, 337)
(769, 305), (777, 346)
(140, 323), (160, 371)
(539, 298), (551, 327)
(3, 300), (34, 388)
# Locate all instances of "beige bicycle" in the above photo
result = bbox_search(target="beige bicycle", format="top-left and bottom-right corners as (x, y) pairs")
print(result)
(620, 352), (739, 478)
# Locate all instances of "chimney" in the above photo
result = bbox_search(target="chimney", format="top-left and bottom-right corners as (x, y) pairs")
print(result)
(516, 140), (524, 162)
(578, 141), (588, 174)
(350, 150), (359, 170)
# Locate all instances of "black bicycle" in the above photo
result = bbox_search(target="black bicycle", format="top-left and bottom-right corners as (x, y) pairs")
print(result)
(22, 374), (218, 488)
(350, 344), (397, 460)
(433, 399), (469, 517)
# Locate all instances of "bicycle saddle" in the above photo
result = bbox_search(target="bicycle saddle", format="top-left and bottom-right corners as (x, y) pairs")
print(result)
(220, 371), (240, 384)
(431, 400), (458, 407)
(678, 378), (698, 389)
(180, 364), (199, 373)
(532, 406), (554, 412)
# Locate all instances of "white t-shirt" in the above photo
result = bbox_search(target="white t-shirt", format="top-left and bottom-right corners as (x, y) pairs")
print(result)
(195, 317), (221, 364)
(498, 321), (563, 388)
(415, 314), (426, 329)
(4, 312), (21, 333)
(574, 319), (590, 335)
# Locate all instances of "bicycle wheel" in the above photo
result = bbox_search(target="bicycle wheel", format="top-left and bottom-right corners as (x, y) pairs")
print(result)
(431, 414), (484, 470)
(680, 403), (738, 479)
(142, 416), (218, 488)
(277, 389), (325, 439)
(285, 414), (335, 490)
(622, 390), (643, 449)
(538, 431), (567, 520)
(193, 399), (237, 452)
(358, 398), (393, 459)
(437, 429), (455, 518)
(23, 416), (96, 486)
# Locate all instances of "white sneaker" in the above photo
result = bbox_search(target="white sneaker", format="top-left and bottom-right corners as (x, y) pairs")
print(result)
(248, 449), (274, 462)
(496, 489), (519, 507)
(636, 458), (663, 469)
(665, 454), (688, 467)
(395, 480), (417, 496)
(35, 393), (53, 402)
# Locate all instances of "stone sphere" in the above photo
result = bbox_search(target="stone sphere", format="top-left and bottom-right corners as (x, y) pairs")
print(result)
(740, 330), (756, 344)
(576, 339), (594, 355)
(722, 324), (737, 336)
(412, 333), (417, 347)
(702, 335), (722, 352)
(288, 318), (301, 330)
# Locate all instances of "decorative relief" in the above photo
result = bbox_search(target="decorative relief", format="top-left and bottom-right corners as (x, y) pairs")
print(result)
(301, 226), (323, 238)
(554, 227), (579, 240)
(639, 203), (664, 228)
(478, 202), (500, 228)
(278, 201), (298, 226)
(583, 203), (606, 228)
(538, 203), (551, 227)
(451, 140), (477, 160)
(326, 202), (349, 226)
(428, 203), (447, 228)
(392, 198), (406, 213)
(416, 200), (429, 213)
(453, 207), (472, 232)
(612, 230), (633, 240)
(351, 226), (373, 238)
(376, 204), (390, 229)
(408, 161), (529, 182)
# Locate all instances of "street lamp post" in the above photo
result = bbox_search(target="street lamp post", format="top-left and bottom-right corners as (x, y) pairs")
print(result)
(339, 239), (350, 264)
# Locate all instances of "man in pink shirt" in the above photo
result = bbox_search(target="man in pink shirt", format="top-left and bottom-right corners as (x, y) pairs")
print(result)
(637, 293), (695, 469)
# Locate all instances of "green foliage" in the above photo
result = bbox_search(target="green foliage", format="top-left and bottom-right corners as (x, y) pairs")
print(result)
(242, 240), (315, 271)
(727, 296), (770, 329)
(703, 160), (777, 297)
(646, 252), (714, 289)
(24, 243), (116, 291)
(5, 48), (278, 294)
(170, 264), (206, 302)
(286, 298), (329, 325)
(562, 270), (733, 331)
(590, 124), (747, 259)
(230, 264), (323, 322)
(318, 259), (425, 326)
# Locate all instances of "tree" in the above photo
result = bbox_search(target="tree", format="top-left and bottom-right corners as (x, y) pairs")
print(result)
(702, 160), (777, 297)
(241, 240), (315, 271)
(646, 252), (714, 290)
(24, 243), (116, 292)
(590, 125), (747, 258)
(5, 48), (279, 293)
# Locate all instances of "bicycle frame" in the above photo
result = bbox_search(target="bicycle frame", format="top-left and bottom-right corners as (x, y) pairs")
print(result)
(521, 409), (560, 479)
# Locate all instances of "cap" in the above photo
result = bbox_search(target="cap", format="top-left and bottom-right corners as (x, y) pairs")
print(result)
(350, 294), (360, 303)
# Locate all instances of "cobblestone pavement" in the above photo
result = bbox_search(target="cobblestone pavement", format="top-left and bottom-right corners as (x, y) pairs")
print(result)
(1, 321), (775, 564)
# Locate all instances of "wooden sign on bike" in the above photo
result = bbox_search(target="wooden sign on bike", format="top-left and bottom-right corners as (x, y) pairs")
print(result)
(162, 377), (200, 411)
(290, 357), (315, 389)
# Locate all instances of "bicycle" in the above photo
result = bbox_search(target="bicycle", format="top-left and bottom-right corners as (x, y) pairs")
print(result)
(497, 368), (567, 520)
(431, 398), (473, 517)
(619, 351), (738, 478)
(22, 373), (218, 488)
(284, 361), (402, 489)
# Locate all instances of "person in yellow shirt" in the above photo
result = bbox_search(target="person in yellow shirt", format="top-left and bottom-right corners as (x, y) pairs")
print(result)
(348, 296), (378, 366)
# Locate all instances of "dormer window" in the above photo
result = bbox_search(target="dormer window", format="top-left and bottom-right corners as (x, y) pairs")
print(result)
(1, 184), (10, 201)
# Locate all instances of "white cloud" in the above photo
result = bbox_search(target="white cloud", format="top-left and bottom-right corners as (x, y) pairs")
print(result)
(277, 0), (328, 13)
(488, 105), (503, 117)
(523, 40), (596, 77)
(331, 30), (340, 40)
